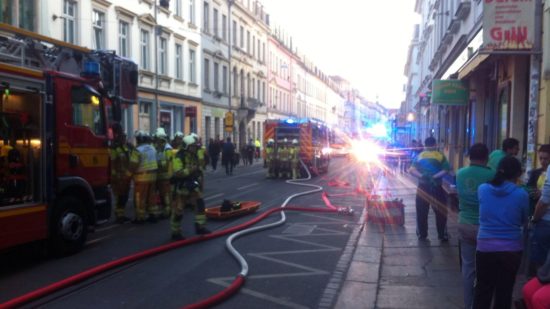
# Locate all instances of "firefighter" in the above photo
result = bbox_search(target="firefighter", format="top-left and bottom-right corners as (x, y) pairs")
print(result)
(278, 138), (291, 179)
(265, 138), (275, 178)
(133, 131), (158, 224)
(171, 131), (184, 149)
(290, 139), (300, 180)
(191, 133), (208, 190)
(170, 135), (210, 240)
(154, 128), (173, 219)
(110, 127), (137, 223)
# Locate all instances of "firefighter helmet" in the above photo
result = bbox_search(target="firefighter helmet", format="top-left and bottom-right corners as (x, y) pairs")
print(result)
(135, 130), (147, 144)
(183, 135), (197, 149)
(154, 127), (168, 140)
(292, 139), (298, 145)
(268, 138), (274, 145)
(283, 138), (288, 143)
(174, 131), (184, 138)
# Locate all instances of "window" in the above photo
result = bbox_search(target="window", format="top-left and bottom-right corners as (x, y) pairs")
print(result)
(257, 38), (260, 60)
(189, 49), (196, 83)
(159, 37), (167, 75)
(203, 2), (209, 32)
(262, 43), (265, 62)
(222, 14), (227, 41)
(247, 30), (250, 53)
(213, 8), (218, 37)
(175, 43), (183, 80)
(71, 86), (105, 135)
(92, 10), (105, 50)
(252, 35), (255, 58)
(138, 101), (152, 132)
(140, 29), (150, 70)
(257, 80), (261, 100)
(222, 65), (228, 93)
(175, 0), (182, 17)
(189, 0), (195, 24)
(63, 0), (77, 44)
(214, 62), (219, 91)
(204, 58), (210, 89)
(9, 0), (36, 31)
(232, 21), (237, 46)
(240, 26), (244, 48)
(119, 21), (129, 57)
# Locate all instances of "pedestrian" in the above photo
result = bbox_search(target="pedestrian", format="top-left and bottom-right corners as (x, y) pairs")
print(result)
(530, 148), (550, 275)
(222, 137), (235, 176)
(109, 125), (138, 224)
(473, 156), (529, 309)
(488, 137), (520, 171)
(133, 131), (158, 224)
(246, 139), (255, 166)
(208, 137), (221, 171)
(456, 143), (495, 309)
(409, 136), (451, 241)
(153, 128), (173, 219)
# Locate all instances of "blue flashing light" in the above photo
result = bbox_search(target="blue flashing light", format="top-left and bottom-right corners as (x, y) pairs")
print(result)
(285, 118), (295, 124)
(83, 61), (101, 77)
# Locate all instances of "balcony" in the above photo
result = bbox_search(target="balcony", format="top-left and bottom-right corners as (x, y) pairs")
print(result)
(454, 1), (471, 21)
(448, 18), (461, 34)
(442, 31), (453, 46)
(237, 97), (262, 122)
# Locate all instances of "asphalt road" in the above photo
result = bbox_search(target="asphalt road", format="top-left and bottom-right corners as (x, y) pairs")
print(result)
(0, 156), (369, 309)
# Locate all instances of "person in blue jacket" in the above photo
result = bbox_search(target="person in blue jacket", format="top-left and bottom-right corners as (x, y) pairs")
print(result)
(473, 156), (529, 309)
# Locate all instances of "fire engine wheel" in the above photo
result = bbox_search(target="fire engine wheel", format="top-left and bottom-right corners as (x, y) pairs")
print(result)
(50, 196), (88, 255)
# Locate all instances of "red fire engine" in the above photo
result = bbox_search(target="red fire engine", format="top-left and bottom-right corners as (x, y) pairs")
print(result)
(263, 118), (331, 176)
(0, 23), (138, 254)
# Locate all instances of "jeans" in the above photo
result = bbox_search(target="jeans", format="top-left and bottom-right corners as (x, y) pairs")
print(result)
(473, 250), (522, 309)
(530, 220), (550, 265)
(461, 240), (477, 309)
(415, 182), (447, 238)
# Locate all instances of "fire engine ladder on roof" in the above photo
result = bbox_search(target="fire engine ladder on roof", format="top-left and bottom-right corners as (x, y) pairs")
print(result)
(0, 22), (91, 74)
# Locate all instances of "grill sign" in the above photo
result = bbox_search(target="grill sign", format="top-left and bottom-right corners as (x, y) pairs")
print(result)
(482, 0), (535, 50)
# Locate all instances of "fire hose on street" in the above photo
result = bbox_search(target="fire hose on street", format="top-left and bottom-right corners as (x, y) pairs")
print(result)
(0, 160), (353, 309)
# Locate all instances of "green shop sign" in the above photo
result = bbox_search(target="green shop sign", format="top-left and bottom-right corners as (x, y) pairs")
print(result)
(431, 80), (469, 106)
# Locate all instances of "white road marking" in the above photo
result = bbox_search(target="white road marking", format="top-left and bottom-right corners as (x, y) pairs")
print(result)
(204, 193), (224, 201)
(237, 183), (259, 190)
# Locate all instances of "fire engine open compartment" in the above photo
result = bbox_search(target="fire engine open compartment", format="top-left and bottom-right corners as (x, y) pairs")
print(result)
(264, 118), (331, 176)
(0, 83), (43, 207)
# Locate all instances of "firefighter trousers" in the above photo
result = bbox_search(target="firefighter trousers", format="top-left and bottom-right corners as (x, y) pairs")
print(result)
(134, 180), (156, 220)
(112, 177), (132, 218)
(156, 179), (172, 217)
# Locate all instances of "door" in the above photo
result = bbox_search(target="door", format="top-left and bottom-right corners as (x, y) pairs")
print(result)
(55, 78), (109, 188)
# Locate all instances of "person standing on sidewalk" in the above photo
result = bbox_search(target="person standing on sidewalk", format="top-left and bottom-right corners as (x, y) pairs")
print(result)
(456, 143), (495, 309)
(473, 156), (529, 309)
(208, 137), (221, 171)
(530, 148), (550, 274)
(488, 137), (520, 171)
(222, 137), (235, 176)
(409, 136), (451, 241)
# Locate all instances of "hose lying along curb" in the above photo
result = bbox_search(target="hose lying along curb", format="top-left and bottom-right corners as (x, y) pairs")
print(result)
(185, 160), (353, 309)
(0, 161), (352, 309)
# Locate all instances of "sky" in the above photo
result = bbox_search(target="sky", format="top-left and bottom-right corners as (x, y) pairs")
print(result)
(262, 0), (420, 109)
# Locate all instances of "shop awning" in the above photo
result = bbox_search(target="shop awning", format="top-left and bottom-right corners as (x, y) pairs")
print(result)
(457, 53), (489, 80)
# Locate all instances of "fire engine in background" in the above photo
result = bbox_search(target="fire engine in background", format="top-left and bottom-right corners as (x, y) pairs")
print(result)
(0, 23), (138, 254)
(263, 118), (331, 176)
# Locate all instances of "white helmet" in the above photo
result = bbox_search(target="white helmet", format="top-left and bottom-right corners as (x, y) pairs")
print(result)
(174, 131), (184, 138)
(268, 138), (274, 145)
(154, 127), (168, 140)
(283, 138), (288, 143)
(183, 135), (196, 148)
(190, 132), (200, 143)
(292, 139), (298, 145)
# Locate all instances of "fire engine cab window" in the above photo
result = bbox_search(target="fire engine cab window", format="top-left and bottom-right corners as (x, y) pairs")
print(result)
(71, 86), (105, 135)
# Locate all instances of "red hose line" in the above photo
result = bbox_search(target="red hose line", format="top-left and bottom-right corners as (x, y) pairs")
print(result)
(182, 275), (246, 309)
(0, 206), (338, 309)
